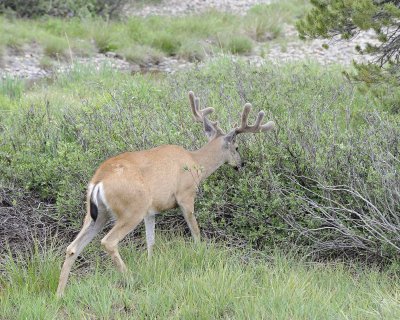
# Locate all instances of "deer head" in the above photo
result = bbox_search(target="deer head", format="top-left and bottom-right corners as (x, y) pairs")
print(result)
(189, 91), (275, 170)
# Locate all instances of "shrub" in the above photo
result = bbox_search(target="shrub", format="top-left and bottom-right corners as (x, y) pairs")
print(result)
(152, 32), (182, 56)
(91, 27), (119, 53)
(220, 34), (253, 54)
(0, 0), (128, 18)
(0, 60), (399, 263)
(118, 44), (164, 65)
(42, 35), (68, 58)
(178, 40), (211, 62)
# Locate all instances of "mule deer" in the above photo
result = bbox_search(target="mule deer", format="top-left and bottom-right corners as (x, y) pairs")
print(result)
(56, 91), (275, 297)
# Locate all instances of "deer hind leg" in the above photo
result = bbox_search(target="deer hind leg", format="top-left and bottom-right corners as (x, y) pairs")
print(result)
(100, 211), (146, 272)
(56, 210), (108, 297)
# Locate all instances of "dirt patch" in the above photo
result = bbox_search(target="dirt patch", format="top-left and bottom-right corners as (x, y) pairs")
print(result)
(127, 0), (272, 17)
(0, 187), (73, 256)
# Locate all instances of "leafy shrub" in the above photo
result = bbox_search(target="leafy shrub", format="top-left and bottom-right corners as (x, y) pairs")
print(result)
(0, 60), (399, 263)
(0, 0), (128, 18)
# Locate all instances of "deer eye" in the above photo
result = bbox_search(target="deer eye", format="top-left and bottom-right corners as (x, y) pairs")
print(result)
(235, 146), (239, 151)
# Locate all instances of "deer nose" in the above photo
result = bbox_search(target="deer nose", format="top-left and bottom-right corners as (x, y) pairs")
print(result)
(234, 162), (245, 172)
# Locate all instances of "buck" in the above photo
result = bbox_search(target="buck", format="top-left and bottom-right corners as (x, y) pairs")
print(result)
(56, 91), (275, 297)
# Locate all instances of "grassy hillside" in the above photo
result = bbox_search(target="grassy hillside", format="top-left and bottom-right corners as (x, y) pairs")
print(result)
(1, 236), (399, 319)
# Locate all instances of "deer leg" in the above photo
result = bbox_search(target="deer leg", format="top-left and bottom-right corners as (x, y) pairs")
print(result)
(179, 198), (200, 243)
(144, 213), (156, 259)
(100, 213), (145, 272)
(56, 212), (108, 297)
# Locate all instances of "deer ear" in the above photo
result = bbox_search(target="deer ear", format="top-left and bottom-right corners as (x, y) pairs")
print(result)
(203, 117), (217, 140)
(224, 130), (236, 144)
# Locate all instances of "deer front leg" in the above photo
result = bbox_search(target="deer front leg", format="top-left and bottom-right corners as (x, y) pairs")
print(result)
(144, 213), (156, 259)
(178, 197), (200, 243)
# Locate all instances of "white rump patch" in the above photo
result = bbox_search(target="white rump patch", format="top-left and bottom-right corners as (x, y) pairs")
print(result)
(89, 182), (110, 210)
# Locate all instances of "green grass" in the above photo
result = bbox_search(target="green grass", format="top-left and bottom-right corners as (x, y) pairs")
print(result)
(0, 236), (399, 319)
(42, 35), (69, 58)
(0, 76), (25, 99)
(0, 45), (4, 65)
(246, 0), (310, 41)
(220, 34), (253, 54)
(39, 55), (55, 70)
(0, 0), (309, 65)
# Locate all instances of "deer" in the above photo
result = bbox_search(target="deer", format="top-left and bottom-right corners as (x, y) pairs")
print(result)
(56, 91), (275, 297)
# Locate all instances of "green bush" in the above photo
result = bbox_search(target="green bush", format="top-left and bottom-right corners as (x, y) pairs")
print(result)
(0, 60), (399, 262)
(0, 0), (128, 18)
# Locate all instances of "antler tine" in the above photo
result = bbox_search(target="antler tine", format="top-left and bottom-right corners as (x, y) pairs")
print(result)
(239, 103), (251, 130)
(189, 91), (214, 123)
(260, 120), (275, 132)
(235, 103), (275, 134)
(254, 111), (265, 127)
(188, 91), (225, 136)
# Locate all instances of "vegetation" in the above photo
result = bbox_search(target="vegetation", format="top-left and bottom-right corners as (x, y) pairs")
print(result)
(1, 1), (399, 317)
(1, 236), (399, 319)
(0, 0), (128, 18)
(0, 0), (309, 65)
(297, 0), (400, 102)
(0, 59), (399, 263)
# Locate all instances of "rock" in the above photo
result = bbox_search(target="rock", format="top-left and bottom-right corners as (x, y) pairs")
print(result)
(105, 51), (117, 58)
(130, 64), (141, 73)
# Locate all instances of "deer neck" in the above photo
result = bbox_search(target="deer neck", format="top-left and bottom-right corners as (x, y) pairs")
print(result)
(190, 139), (225, 181)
